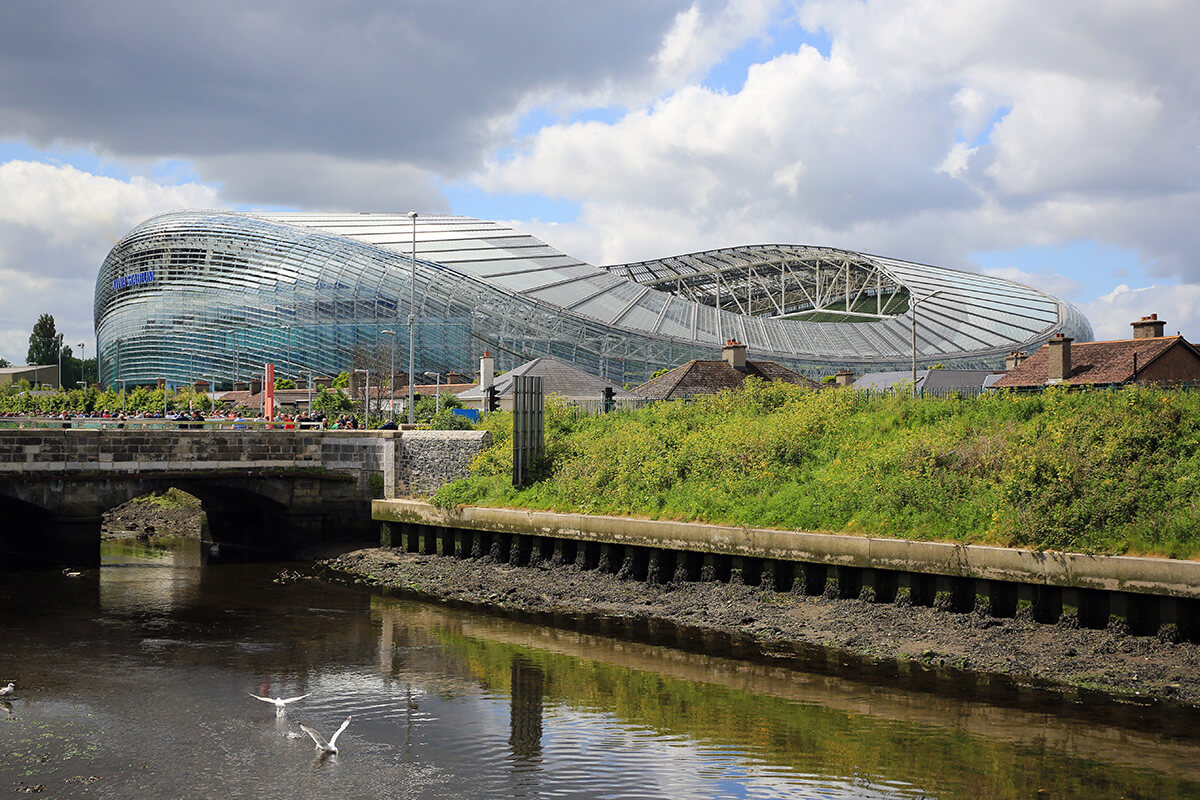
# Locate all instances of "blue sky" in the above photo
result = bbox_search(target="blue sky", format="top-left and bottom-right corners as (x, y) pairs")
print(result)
(0, 0), (1197, 363)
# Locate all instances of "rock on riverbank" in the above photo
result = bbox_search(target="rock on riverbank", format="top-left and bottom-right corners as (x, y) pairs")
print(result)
(326, 547), (1200, 707)
(101, 489), (205, 540)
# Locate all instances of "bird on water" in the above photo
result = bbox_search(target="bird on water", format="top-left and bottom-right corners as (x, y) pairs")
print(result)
(0, 682), (14, 697)
(299, 716), (352, 755)
(248, 692), (310, 717)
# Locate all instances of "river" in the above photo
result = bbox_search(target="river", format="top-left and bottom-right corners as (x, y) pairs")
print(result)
(2, 539), (1199, 799)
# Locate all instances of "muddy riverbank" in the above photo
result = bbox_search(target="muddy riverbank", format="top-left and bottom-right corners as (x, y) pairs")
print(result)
(326, 546), (1200, 707)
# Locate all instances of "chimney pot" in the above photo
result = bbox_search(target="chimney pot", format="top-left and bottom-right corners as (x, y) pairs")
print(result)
(480, 353), (495, 391)
(722, 340), (747, 370)
(249, 379), (263, 395)
(834, 369), (854, 387)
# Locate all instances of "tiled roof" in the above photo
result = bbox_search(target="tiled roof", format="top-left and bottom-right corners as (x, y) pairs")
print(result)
(458, 357), (636, 399)
(994, 336), (1196, 387)
(633, 359), (817, 400)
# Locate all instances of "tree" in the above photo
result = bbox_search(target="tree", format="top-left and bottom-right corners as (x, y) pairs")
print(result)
(0, 357), (10, 368)
(331, 372), (350, 388)
(312, 388), (353, 414)
(274, 377), (296, 390)
(27, 313), (63, 366)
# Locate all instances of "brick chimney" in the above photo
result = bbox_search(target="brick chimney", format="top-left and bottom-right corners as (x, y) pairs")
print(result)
(193, 380), (209, 393)
(314, 376), (332, 389)
(1046, 333), (1072, 383)
(249, 378), (262, 395)
(479, 351), (494, 392)
(1005, 351), (1027, 371)
(294, 379), (307, 390)
(834, 369), (854, 387)
(156, 378), (166, 389)
(722, 339), (747, 371)
(1131, 313), (1165, 339)
(233, 381), (248, 392)
(445, 370), (465, 385)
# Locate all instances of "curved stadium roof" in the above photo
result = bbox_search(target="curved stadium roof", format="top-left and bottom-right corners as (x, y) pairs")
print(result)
(95, 211), (1092, 387)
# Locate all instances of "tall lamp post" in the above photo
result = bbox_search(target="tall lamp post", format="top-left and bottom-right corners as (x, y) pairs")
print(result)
(423, 371), (442, 415)
(910, 290), (946, 397)
(407, 210), (418, 425)
(57, 333), (64, 389)
(78, 342), (86, 386)
(381, 329), (396, 421)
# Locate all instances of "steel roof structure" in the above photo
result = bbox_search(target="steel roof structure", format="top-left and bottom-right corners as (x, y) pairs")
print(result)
(95, 211), (1092, 388)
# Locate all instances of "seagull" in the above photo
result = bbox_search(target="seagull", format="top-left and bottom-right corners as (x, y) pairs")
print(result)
(0, 683), (14, 697)
(248, 692), (310, 716)
(299, 716), (352, 755)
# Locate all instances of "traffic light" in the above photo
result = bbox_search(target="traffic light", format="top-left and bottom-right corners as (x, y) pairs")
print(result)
(602, 386), (614, 413)
(485, 385), (500, 413)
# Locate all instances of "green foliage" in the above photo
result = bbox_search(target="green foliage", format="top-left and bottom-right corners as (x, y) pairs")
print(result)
(331, 372), (350, 388)
(427, 408), (474, 430)
(312, 388), (354, 414)
(0, 356), (10, 368)
(432, 382), (1200, 559)
(651, 367), (670, 379)
(413, 391), (463, 423)
(274, 377), (296, 390)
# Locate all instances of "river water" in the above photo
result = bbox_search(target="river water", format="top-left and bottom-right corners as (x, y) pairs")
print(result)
(3, 540), (1200, 799)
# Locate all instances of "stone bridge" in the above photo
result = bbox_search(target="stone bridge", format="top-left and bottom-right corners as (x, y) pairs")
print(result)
(0, 428), (490, 569)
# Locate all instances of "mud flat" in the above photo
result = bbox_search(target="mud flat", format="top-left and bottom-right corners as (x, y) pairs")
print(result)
(325, 546), (1200, 707)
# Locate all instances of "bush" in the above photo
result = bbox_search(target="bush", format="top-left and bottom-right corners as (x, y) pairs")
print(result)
(431, 382), (1200, 558)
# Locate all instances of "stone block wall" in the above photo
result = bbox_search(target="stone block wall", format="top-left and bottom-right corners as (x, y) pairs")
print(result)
(395, 430), (492, 497)
(0, 428), (491, 499)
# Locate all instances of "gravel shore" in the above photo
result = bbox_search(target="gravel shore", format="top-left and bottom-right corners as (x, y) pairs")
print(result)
(324, 546), (1200, 707)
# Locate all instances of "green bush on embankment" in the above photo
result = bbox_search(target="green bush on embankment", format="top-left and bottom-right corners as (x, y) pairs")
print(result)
(430, 380), (1200, 558)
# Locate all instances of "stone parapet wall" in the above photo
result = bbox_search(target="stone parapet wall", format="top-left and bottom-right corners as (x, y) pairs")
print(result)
(0, 428), (491, 498)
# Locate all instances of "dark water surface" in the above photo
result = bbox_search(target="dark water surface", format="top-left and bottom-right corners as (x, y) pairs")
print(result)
(3, 540), (1200, 799)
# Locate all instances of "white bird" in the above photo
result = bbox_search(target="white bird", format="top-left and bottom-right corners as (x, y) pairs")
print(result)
(248, 692), (310, 716)
(0, 683), (14, 697)
(299, 716), (352, 755)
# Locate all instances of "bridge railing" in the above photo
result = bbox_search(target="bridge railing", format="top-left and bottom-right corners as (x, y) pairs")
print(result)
(0, 416), (335, 431)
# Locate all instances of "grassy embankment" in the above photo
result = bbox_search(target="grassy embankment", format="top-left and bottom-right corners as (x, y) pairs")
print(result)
(431, 380), (1200, 559)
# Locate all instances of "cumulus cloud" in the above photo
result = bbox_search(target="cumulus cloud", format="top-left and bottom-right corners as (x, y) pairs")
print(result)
(480, 0), (1200, 287)
(1083, 283), (1200, 341)
(0, 161), (220, 363)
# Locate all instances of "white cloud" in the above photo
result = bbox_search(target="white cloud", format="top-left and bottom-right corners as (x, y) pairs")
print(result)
(0, 161), (221, 363)
(1083, 283), (1200, 341)
(470, 0), (1200, 312)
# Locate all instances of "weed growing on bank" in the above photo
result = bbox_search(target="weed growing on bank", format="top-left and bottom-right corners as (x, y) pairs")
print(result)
(431, 381), (1200, 558)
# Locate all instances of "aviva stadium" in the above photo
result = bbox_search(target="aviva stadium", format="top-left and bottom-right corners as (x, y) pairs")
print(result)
(95, 211), (1092, 387)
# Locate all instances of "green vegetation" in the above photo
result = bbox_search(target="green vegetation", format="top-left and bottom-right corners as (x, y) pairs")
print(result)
(129, 488), (202, 509)
(0, 382), (222, 415)
(432, 381), (1200, 558)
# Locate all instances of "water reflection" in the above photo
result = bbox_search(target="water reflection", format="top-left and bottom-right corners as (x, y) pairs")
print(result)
(0, 541), (1198, 799)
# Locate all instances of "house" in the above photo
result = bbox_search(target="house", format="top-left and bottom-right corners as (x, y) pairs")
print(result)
(632, 341), (818, 401)
(994, 314), (1200, 389)
(851, 368), (1004, 395)
(456, 354), (638, 412)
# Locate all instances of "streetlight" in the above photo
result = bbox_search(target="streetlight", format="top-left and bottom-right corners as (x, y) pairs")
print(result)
(423, 371), (441, 415)
(381, 329), (397, 421)
(910, 290), (946, 396)
(407, 210), (418, 425)
(115, 379), (126, 414)
(78, 342), (86, 386)
(354, 368), (371, 426)
(57, 333), (64, 389)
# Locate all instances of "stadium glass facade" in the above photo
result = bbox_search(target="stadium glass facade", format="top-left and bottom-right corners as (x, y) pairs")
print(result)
(95, 210), (1093, 388)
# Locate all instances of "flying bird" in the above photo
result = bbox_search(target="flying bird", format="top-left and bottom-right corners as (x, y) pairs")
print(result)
(248, 692), (310, 716)
(299, 716), (352, 755)
(0, 682), (14, 697)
